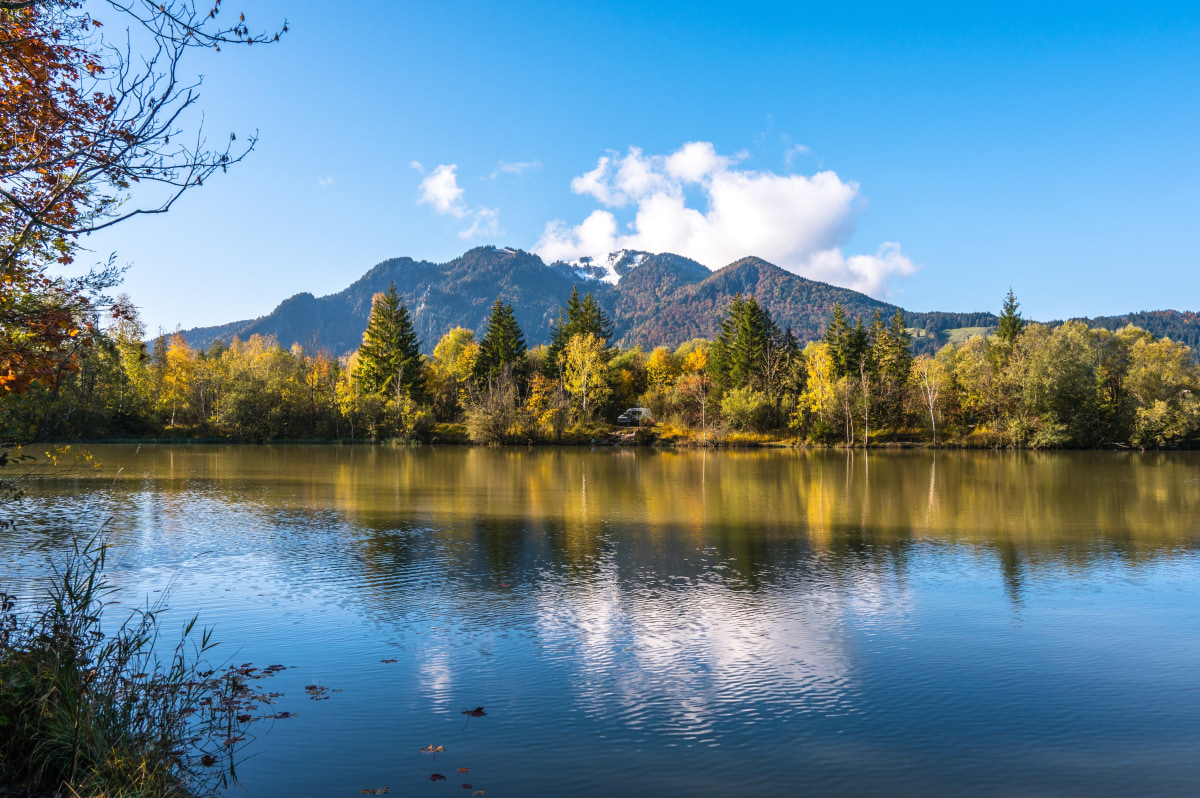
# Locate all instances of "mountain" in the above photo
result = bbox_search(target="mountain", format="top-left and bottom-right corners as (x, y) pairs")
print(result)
(181, 248), (615, 355)
(176, 246), (1198, 358)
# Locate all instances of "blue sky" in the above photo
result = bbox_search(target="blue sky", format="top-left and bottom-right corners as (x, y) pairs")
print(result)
(80, 1), (1200, 333)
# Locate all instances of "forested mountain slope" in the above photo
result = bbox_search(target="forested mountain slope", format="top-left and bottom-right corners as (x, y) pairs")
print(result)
(178, 246), (1197, 356)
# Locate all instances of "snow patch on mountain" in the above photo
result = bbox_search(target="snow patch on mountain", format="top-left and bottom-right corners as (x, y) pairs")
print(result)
(553, 249), (651, 284)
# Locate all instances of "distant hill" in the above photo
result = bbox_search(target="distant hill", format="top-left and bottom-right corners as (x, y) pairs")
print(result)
(177, 246), (1197, 358)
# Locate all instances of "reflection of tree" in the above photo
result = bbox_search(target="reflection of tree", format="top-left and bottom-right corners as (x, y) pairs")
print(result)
(995, 539), (1024, 606)
(472, 516), (527, 576)
(48, 445), (1200, 587)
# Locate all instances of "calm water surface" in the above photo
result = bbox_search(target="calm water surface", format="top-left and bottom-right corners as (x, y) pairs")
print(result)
(3, 445), (1200, 797)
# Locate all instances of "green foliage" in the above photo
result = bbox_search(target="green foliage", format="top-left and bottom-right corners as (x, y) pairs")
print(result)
(6, 285), (1198, 450)
(997, 289), (1025, 345)
(353, 282), (423, 400)
(475, 299), (527, 385)
(720, 387), (771, 432)
(546, 287), (615, 371)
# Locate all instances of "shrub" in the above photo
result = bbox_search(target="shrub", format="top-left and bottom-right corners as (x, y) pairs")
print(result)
(720, 387), (771, 432)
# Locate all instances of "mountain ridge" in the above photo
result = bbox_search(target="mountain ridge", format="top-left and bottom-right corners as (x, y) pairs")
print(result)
(175, 246), (1199, 357)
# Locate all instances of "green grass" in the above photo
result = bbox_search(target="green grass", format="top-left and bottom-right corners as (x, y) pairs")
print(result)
(944, 326), (994, 344)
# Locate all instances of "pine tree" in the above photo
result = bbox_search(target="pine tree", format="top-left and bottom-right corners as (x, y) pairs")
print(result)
(823, 303), (852, 377)
(476, 299), (528, 385)
(577, 291), (615, 344)
(546, 287), (615, 371)
(997, 289), (1024, 345)
(354, 282), (423, 398)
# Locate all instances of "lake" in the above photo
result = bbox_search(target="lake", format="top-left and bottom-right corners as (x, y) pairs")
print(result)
(3, 445), (1200, 797)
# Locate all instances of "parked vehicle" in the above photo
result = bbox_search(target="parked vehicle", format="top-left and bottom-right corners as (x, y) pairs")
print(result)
(617, 407), (653, 426)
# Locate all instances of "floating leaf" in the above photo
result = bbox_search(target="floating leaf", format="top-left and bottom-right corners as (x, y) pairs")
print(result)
(456, 767), (469, 773)
(419, 744), (446, 753)
(461, 785), (473, 790)
(473, 791), (485, 796)
(461, 707), (487, 718)
(200, 754), (217, 767)
(430, 774), (447, 782)
(361, 789), (391, 795)
(380, 658), (398, 663)
(498, 582), (512, 588)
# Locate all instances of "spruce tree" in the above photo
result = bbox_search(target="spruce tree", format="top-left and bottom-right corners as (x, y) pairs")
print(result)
(546, 287), (615, 371)
(820, 304), (859, 379)
(997, 289), (1024, 344)
(354, 282), (423, 398)
(476, 299), (528, 384)
(577, 291), (615, 344)
(712, 294), (781, 392)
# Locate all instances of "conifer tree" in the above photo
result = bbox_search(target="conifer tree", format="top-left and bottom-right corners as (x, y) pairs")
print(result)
(354, 282), (423, 399)
(823, 303), (852, 377)
(997, 289), (1025, 345)
(476, 299), (528, 384)
(546, 287), (615, 371)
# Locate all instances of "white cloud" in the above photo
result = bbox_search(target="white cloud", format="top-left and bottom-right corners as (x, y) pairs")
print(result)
(487, 159), (542, 179)
(534, 142), (917, 298)
(418, 164), (467, 218)
(784, 143), (812, 165)
(458, 207), (501, 240)
(318, 176), (335, 187)
(409, 160), (425, 173)
(417, 163), (503, 239)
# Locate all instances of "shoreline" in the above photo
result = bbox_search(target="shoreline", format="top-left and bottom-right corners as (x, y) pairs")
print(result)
(21, 435), (1167, 452)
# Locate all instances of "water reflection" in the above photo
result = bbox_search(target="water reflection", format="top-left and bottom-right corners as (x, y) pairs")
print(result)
(3, 446), (1199, 797)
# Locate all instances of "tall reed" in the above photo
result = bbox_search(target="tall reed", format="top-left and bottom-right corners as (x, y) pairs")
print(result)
(0, 537), (281, 797)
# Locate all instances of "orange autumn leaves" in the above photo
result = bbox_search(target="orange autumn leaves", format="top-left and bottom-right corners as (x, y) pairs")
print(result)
(0, 2), (112, 397)
(0, 2), (114, 271)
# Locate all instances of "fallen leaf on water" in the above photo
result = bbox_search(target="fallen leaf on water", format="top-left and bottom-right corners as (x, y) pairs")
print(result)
(236, 714), (252, 723)
(200, 755), (217, 767)
(270, 711), (294, 719)
(430, 774), (446, 782)
(473, 791), (485, 796)
(305, 684), (330, 700)
(419, 744), (446, 753)
(461, 785), (473, 790)
(380, 658), (398, 663)
(456, 767), (469, 773)
(360, 789), (391, 795)
(498, 582), (512, 588)
(461, 707), (487, 718)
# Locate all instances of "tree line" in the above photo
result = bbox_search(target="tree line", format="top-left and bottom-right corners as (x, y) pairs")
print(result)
(2, 284), (1196, 449)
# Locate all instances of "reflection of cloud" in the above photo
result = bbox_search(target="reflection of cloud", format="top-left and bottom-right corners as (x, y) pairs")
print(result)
(530, 558), (895, 730)
(417, 645), (454, 710)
